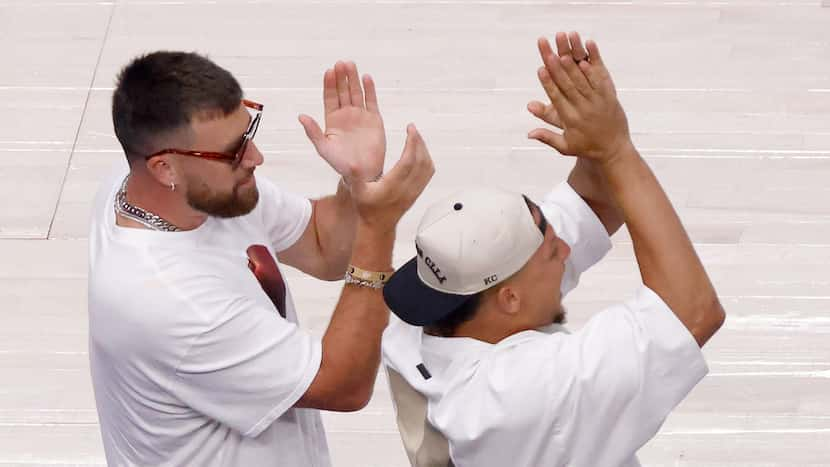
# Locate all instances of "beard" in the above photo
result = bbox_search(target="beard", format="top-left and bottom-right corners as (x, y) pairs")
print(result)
(185, 173), (259, 218)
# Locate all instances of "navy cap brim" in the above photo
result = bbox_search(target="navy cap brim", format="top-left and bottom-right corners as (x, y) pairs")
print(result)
(383, 256), (473, 326)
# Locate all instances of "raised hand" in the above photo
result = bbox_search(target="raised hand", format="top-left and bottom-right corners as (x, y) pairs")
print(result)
(350, 124), (435, 232)
(299, 61), (386, 183)
(528, 33), (632, 164)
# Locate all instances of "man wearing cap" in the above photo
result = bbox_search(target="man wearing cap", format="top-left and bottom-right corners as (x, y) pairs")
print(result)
(381, 32), (726, 467)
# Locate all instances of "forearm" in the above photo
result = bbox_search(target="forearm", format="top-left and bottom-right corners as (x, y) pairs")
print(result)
(312, 179), (359, 279)
(600, 142), (723, 345)
(567, 158), (624, 236)
(299, 223), (393, 411)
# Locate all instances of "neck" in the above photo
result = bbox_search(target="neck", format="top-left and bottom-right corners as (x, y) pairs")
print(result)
(443, 307), (530, 344)
(121, 169), (208, 231)
(451, 325), (516, 345)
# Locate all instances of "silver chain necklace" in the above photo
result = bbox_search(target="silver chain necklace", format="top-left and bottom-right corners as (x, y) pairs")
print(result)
(114, 176), (181, 232)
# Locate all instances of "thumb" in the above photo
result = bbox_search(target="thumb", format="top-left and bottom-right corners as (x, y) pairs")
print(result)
(528, 128), (572, 155)
(527, 100), (546, 118)
(395, 124), (419, 178)
(298, 114), (326, 155)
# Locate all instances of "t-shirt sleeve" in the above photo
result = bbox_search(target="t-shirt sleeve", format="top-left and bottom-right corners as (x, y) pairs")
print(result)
(538, 182), (613, 297)
(560, 285), (708, 464)
(170, 295), (322, 438)
(256, 176), (313, 253)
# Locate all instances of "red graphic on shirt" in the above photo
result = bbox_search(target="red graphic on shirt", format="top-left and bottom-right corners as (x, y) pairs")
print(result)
(246, 245), (286, 317)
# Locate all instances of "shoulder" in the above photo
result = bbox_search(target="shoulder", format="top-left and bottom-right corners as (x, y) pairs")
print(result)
(251, 175), (313, 247)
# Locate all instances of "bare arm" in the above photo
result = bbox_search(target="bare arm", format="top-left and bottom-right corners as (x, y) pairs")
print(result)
(296, 124), (434, 411)
(566, 158), (624, 236)
(537, 33), (724, 346)
(278, 181), (357, 281)
(528, 32), (624, 236)
(294, 223), (393, 410)
(600, 143), (723, 346)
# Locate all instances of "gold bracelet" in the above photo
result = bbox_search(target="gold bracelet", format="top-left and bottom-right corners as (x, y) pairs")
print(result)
(344, 264), (392, 289)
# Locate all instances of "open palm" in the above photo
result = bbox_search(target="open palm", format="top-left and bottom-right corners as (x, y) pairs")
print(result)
(299, 61), (386, 183)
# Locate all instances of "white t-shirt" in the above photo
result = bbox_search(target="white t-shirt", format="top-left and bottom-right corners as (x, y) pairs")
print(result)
(383, 182), (708, 467)
(88, 162), (330, 467)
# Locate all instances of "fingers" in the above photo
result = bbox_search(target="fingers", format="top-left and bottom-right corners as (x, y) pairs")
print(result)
(409, 126), (435, 187)
(536, 66), (558, 103)
(352, 124), (419, 198)
(537, 36), (555, 66)
(386, 125), (434, 188)
(363, 74), (379, 113)
(345, 61), (364, 109)
(568, 31), (588, 62)
(528, 128), (573, 156)
(331, 60), (375, 109)
(527, 100), (563, 129)
(553, 30), (587, 63)
(540, 32), (593, 99)
(539, 36), (587, 104)
(386, 124), (419, 181)
(352, 125), (434, 215)
(585, 40), (604, 67)
(576, 59), (603, 94)
(583, 40), (613, 93)
(538, 37), (559, 79)
(560, 55), (593, 98)
(323, 68), (338, 114)
(334, 61), (351, 107)
(545, 52), (587, 105)
(555, 32), (571, 58)
(537, 66), (577, 121)
(298, 114), (325, 154)
(400, 125), (435, 201)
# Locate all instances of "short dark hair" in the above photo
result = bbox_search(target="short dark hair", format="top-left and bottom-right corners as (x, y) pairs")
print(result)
(425, 292), (483, 337)
(112, 51), (243, 163)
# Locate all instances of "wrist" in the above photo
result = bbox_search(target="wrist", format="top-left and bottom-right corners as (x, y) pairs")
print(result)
(351, 221), (395, 270)
(568, 159), (605, 203)
(356, 219), (396, 242)
(597, 139), (639, 172)
(340, 171), (382, 189)
(570, 157), (603, 183)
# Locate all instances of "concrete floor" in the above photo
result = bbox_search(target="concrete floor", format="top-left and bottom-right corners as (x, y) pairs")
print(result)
(1, 0), (829, 465)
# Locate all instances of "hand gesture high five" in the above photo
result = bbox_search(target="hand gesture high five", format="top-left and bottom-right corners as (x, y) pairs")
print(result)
(528, 32), (633, 165)
(299, 61), (386, 184)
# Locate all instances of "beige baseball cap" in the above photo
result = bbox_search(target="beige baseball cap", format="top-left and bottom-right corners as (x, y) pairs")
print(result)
(383, 187), (545, 326)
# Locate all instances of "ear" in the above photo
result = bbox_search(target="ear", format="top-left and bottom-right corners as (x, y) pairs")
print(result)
(145, 155), (177, 187)
(494, 285), (522, 317)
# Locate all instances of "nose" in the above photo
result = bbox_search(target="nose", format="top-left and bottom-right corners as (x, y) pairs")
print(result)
(240, 142), (264, 169)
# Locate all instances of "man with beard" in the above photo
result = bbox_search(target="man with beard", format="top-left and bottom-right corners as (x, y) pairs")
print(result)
(88, 51), (433, 466)
(381, 32), (725, 467)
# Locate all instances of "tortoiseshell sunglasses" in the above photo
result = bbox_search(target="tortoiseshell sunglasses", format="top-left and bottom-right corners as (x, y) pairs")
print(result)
(145, 99), (263, 167)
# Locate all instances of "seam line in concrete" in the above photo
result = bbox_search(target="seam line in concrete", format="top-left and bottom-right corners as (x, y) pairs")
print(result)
(46, 1), (117, 240)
